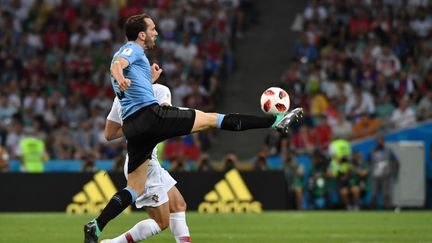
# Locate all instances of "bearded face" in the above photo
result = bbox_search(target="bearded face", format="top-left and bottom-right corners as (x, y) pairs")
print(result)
(144, 33), (156, 49)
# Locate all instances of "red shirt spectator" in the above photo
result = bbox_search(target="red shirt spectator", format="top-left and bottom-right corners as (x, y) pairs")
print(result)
(291, 125), (317, 154)
(315, 116), (332, 149)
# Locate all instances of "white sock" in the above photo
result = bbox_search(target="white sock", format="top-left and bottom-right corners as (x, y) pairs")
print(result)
(169, 212), (191, 243)
(109, 219), (161, 243)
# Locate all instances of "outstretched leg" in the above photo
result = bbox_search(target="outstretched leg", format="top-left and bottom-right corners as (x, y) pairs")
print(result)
(191, 107), (304, 133)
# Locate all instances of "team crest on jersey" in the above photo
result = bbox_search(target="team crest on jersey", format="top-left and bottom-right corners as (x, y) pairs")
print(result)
(122, 48), (133, 56)
(151, 194), (159, 203)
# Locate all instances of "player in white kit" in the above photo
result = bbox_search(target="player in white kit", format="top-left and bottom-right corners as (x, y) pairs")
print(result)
(101, 83), (191, 243)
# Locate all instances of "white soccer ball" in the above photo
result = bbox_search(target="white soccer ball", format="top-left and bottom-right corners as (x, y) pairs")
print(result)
(260, 87), (290, 115)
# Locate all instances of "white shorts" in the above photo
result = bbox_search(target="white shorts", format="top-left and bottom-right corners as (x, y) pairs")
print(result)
(124, 161), (177, 208)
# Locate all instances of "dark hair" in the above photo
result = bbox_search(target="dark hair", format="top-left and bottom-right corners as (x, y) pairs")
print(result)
(125, 13), (151, 41)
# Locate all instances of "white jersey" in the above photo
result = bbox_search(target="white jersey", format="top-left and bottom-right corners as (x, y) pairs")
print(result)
(107, 84), (172, 166)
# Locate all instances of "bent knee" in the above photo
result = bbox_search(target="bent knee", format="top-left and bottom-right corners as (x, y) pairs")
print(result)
(170, 199), (187, 213)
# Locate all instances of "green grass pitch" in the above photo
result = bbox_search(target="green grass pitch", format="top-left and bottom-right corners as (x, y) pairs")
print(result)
(0, 211), (431, 243)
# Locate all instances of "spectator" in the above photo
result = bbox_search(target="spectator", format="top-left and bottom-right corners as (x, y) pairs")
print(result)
(369, 135), (399, 209)
(183, 80), (214, 111)
(60, 95), (87, 129)
(52, 123), (76, 160)
(310, 91), (329, 116)
(0, 145), (9, 172)
(352, 113), (381, 140)
(113, 154), (126, 173)
(351, 151), (369, 209)
(315, 115), (332, 149)
(331, 112), (353, 140)
(253, 151), (269, 171)
(345, 86), (375, 120)
(291, 125), (317, 155)
(390, 96), (417, 129)
(393, 70), (418, 101)
(303, 0), (328, 22)
(409, 8), (432, 38)
(5, 118), (25, 159)
(81, 152), (96, 173)
(0, 93), (17, 121)
(307, 150), (328, 209)
(376, 45), (401, 78)
(174, 35), (198, 66)
(222, 152), (239, 172)
(417, 89), (432, 121)
(283, 155), (304, 209)
(196, 154), (213, 172)
(18, 133), (48, 173)
(264, 130), (284, 156)
(337, 154), (361, 210)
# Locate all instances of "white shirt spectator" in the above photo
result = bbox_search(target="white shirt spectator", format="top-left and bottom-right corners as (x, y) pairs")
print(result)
(184, 14), (202, 34)
(323, 80), (353, 100)
(160, 38), (178, 54)
(416, 92), (432, 120)
(175, 41), (198, 65)
(0, 96), (17, 120)
(304, 4), (327, 21)
(27, 31), (43, 50)
(376, 50), (401, 77)
(159, 16), (177, 36)
(391, 106), (417, 129)
(331, 115), (353, 140)
(23, 94), (45, 115)
(88, 27), (112, 43)
(410, 18), (432, 38)
(345, 91), (376, 116)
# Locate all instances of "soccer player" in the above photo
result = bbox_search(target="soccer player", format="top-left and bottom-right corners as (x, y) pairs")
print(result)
(84, 13), (303, 243)
(100, 84), (190, 243)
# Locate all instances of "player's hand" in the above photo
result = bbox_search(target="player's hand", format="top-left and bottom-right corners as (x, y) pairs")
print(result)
(151, 63), (163, 83)
(118, 78), (131, 91)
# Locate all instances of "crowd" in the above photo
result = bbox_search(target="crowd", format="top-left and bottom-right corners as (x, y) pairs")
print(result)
(0, 0), (258, 169)
(274, 0), (432, 152)
(256, 0), (432, 210)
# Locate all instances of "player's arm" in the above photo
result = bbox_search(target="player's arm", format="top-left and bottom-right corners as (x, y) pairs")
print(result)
(104, 119), (123, 141)
(151, 63), (163, 83)
(105, 97), (124, 141)
(111, 57), (131, 91)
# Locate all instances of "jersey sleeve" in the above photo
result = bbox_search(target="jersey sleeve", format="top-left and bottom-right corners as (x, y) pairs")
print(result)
(118, 44), (142, 65)
(107, 97), (122, 124)
(152, 83), (172, 106)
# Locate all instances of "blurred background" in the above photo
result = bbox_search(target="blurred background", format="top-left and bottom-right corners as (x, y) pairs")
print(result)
(0, 0), (432, 211)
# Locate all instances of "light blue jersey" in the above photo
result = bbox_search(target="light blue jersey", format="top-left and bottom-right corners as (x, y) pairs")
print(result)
(111, 41), (158, 119)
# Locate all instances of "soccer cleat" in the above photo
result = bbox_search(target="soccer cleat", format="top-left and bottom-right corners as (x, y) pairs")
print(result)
(273, 107), (304, 134)
(100, 240), (112, 243)
(83, 219), (101, 243)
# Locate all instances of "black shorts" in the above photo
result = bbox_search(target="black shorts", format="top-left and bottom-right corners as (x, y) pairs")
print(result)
(122, 104), (196, 173)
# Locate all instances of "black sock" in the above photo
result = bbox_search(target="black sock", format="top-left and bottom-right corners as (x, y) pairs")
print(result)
(220, 114), (276, 131)
(96, 189), (133, 231)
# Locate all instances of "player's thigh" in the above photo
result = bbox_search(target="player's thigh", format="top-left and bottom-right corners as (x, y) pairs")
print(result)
(146, 202), (170, 229)
(127, 160), (149, 196)
(191, 110), (218, 133)
(167, 186), (187, 213)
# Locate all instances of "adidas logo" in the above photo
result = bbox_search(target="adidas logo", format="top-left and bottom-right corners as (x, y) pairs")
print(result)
(198, 169), (262, 213)
(66, 171), (131, 214)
